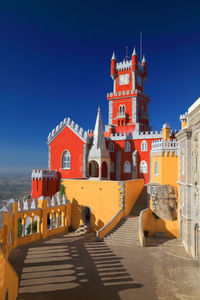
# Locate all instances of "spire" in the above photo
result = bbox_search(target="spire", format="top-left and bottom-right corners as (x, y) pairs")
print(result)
(88, 107), (110, 159)
(132, 47), (136, 56)
(142, 55), (146, 63)
(111, 51), (116, 60)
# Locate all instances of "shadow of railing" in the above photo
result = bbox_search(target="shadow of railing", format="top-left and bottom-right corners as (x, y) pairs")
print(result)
(9, 233), (143, 299)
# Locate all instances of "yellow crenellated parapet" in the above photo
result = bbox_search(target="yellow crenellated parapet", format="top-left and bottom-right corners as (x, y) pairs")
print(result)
(0, 194), (72, 257)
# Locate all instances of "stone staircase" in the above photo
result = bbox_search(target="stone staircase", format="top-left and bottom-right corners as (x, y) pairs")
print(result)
(73, 224), (89, 236)
(103, 186), (147, 245)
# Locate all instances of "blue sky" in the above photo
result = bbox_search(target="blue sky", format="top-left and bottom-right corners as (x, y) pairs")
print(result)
(0, 0), (200, 174)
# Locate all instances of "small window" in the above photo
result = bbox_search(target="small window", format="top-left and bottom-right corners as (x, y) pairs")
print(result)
(124, 141), (131, 152)
(108, 142), (114, 152)
(140, 160), (148, 174)
(141, 140), (148, 151)
(124, 161), (131, 173)
(154, 161), (159, 176)
(62, 150), (71, 169)
(110, 161), (114, 173)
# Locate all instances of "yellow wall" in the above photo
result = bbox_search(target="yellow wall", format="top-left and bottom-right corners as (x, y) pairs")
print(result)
(0, 249), (18, 300)
(63, 180), (122, 231)
(151, 153), (178, 188)
(124, 179), (144, 216)
(142, 208), (178, 238)
(63, 179), (144, 232)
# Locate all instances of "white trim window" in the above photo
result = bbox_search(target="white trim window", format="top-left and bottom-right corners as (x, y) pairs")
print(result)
(124, 141), (131, 152)
(110, 161), (114, 173)
(154, 161), (159, 176)
(140, 160), (148, 174)
(124, 161), (131, 173)
(62, 150), (71, 169)
(108, 142), (114, 152)
(141, 140), (148, 151)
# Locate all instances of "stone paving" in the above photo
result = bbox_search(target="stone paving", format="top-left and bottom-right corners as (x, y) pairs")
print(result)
(9, 232), (200, 300)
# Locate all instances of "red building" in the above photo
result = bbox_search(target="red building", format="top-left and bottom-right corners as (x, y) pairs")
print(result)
(31, 47), (176, 199)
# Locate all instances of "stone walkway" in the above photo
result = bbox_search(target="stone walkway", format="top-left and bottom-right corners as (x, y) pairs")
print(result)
(9, 232), (200, 300)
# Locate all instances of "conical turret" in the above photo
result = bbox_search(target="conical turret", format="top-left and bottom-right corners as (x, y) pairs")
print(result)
(88, 107), (110, 159)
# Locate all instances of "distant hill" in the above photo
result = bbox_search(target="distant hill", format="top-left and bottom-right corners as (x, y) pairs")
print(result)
(0, 174), (31, 208)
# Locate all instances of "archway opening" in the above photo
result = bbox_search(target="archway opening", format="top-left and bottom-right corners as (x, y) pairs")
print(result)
(82, 206), (91, 225)
(89, 161), (99, 177)
(102, 161), (108, 178)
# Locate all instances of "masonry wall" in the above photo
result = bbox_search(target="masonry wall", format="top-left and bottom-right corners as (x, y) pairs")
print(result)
(50, 126), (85, 179)
(62, 179), (144, 232)
(151, 153), (178, 188)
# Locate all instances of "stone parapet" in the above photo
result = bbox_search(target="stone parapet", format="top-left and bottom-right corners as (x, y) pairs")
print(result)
(47, 117), (88, 144)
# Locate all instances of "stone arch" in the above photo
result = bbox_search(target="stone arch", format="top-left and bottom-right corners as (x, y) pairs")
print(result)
(89, 160), (99, 178)
(82, 206), (91, 225)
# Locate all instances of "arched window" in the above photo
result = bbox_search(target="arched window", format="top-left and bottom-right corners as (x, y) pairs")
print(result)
(108, 142), (114, 152)
(141, 140), (148, 151)
(62, 150), (71, 169)
(122, 105), (126, 113)
(124, 161), (131, 173)
(154, 161), (159, 176)
(124, 141), (131, 152)
(119, 105), (122, 113)
(110, 161), (114, 173)
(140, 160), (148, 174)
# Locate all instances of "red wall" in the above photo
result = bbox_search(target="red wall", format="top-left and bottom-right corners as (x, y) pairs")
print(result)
(31, 178), (59, 199)
(49, 126), (85, 179)
(106, 137), (160, 184)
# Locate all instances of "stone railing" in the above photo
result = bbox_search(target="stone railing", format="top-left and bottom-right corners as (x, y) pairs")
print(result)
(47, 117), (88, 144)
(96, 208), (124, 240)
(138, 208), (149, 247)
(109, 130), (163, 141)
(0, 192), (71, 258)
(151, 139), (179, 156)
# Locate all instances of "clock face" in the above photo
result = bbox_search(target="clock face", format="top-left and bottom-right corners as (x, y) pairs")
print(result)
(119, 74), (129, 85)
(137, 75), (142, 86)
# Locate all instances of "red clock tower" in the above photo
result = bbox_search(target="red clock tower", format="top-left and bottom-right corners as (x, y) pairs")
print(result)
(106, 48), (150, 134)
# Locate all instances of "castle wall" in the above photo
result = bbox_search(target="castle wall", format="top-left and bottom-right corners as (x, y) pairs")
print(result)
(50, 126), (85, 179)
(62, 179), (144, 231)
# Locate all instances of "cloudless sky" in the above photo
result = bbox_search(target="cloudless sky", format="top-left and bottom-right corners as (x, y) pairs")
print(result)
(0, 0), (200, 174)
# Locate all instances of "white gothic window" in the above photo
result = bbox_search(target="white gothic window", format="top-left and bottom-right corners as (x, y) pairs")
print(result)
(124, 161), (131, 173)
(154, 161), (159, 176)
(108, 142), (114, 152)
(124, 141), (131, 152)
(141, 140), (148, 151)
(110, 161), (114, 173)
(62, 150), (71, 169)
(140, 160), (148, 174)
